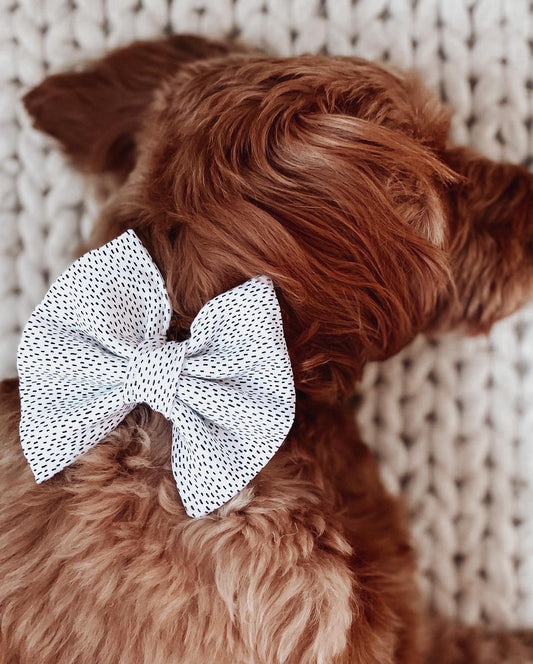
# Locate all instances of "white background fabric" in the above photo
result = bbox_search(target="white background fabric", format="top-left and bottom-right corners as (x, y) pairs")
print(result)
(1, 0), (532, 628)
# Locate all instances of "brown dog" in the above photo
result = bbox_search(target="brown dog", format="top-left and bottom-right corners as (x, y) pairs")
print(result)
(1, 34), (533, 664)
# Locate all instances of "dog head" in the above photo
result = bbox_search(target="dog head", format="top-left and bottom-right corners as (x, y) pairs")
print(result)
(24, 36), (533, 402)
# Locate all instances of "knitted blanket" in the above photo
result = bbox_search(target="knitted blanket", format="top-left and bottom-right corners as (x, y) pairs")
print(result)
(1, 0), (532, 628)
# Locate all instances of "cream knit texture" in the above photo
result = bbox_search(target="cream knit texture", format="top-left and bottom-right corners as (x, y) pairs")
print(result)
(1, 0), (532, 628)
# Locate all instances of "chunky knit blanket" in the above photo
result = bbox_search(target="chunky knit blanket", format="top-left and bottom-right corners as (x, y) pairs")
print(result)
(1, 0), (532, 629)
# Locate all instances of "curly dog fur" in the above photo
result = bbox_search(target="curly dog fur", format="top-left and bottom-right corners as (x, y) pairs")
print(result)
(1, 34), (533, 663)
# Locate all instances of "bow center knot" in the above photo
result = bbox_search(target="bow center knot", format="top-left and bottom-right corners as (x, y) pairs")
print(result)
(123, 335), (186, 420)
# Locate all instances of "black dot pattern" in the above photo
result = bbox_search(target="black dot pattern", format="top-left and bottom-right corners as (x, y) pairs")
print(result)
(17, 231), (295, 518)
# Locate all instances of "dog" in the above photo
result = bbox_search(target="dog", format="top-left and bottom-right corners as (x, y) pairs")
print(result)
(1, 34), (533, 664)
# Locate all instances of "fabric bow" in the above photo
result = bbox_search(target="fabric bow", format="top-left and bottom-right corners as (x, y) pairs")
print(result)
(17, 230), (295, 517)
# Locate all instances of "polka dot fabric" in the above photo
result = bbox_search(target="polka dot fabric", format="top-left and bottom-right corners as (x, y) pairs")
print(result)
(17, 230), (295, 518)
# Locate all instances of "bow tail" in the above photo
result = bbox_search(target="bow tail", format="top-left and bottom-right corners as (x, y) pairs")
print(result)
(170, 400), (290, 518)
(19, 382), (134, 483)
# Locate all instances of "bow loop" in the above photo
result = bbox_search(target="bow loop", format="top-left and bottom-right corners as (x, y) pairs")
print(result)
(123, 336), (186, 420)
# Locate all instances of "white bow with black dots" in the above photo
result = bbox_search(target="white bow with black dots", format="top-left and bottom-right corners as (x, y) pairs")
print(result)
(17, 230), (295, 517)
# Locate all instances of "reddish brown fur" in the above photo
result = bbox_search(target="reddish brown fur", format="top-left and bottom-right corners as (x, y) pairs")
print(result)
(1, 35), (533, 663)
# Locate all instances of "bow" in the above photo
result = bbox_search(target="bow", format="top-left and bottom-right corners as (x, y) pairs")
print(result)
(17, 230), (295, 517)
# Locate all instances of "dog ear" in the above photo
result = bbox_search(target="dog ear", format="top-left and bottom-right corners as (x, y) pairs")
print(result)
(22, 35), (245, 179)
(118, 109), (455, 398)
(430, 147), (533, 333)
(88, 56), (458, 400)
